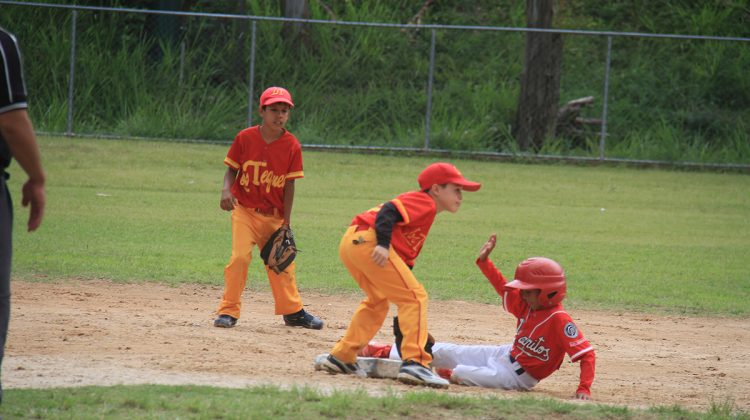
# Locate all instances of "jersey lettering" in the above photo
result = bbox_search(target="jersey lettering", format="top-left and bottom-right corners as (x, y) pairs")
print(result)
(403, 228), (427, 252)
(517, 335), (551, 361)
(259, 169), (286, 193)
(242, 160), (266, 188)
(241, 160), (286, 193)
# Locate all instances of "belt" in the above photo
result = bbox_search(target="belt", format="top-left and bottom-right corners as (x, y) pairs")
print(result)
(254, 208), (279, 217)
(509, 354), (525, 375)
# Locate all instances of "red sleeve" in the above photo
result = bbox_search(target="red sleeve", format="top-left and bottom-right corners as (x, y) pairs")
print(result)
(475, 257), (507, 296)
(575, 349), (596, 396)
(224, 130), (246, 170)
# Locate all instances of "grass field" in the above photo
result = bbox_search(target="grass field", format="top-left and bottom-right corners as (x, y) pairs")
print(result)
(3, 385), (742, 420)
(3, 135), (749, 418)
(9, 136), (750, 315)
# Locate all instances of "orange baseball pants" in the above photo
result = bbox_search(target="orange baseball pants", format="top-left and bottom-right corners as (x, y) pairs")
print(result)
(217, 204), (303, 318)
(330, 225), (432, 367)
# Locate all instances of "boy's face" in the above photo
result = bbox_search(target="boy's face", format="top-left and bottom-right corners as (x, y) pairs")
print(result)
(259, 103), (291, 130)
(431, 182), (463, 213)
(520, 289), (542, 309)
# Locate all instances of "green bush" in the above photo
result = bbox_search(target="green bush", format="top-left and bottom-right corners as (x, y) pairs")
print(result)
(1, 0), (748, 164)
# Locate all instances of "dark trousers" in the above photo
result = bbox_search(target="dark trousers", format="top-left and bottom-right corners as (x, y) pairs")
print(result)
(0, 177), (13, 403)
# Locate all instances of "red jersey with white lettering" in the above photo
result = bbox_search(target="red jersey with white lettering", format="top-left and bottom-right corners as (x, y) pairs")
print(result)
(351, 191), (436, 267)
(477, 258), (596, 394)
(224, 126), (303, 212)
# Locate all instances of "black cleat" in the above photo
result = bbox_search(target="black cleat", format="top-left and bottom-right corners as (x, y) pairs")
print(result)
(213, 314), (237, 328)
(316, 354), (366, 377)
(283, 309), (324, 329)
(397, 360), (449, 388)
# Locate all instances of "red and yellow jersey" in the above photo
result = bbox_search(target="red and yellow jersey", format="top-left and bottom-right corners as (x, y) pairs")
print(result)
(477, 258), (595, 387)
(351, 191), (436, 267)
(224, 126), (303, 212)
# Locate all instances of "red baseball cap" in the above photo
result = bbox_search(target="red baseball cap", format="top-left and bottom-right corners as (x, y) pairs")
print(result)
(417, 162), (481, 191)
(260, 87), (294, 107)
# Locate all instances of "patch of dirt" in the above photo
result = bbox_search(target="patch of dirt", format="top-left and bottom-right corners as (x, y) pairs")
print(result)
(5, 280), (749, 412)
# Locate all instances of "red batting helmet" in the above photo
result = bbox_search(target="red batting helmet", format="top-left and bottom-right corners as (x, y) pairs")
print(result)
(505, 257), (566, 307)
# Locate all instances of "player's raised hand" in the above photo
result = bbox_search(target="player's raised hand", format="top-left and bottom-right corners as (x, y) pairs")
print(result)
(371, 245), (389, 267)
(477, 234), (497, 261)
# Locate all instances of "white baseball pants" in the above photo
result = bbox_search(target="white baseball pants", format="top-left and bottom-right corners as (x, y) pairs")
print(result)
(389, 342), (539, 390)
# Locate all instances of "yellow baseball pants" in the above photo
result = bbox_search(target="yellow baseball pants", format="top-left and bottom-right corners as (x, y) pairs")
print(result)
(217, 205), (303, 318)
(330, 225), (432, 367)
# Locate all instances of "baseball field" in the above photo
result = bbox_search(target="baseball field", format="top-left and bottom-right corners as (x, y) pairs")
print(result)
(2, 136), (749, 418)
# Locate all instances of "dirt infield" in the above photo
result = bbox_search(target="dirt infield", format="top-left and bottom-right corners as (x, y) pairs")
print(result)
(5, 280), (749, 412)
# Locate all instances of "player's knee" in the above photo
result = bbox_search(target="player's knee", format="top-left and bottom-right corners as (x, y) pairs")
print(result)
(228, 254), (252, 267)
(412, 286), (428, 302)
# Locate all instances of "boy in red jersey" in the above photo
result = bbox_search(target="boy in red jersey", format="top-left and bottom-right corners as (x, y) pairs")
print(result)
(359, 234), (596, 399)
(214, 86), (323, 330)
(316, 162), (481, 388)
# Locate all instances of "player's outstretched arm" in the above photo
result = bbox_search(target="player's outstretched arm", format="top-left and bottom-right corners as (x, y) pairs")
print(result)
(477, 234), (497, 261)
(475, 234), (508, 295)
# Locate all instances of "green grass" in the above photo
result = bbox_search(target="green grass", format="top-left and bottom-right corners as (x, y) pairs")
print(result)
(1, 385), (745, 419)
(6, 136), (750, 317)
(4, 135), (750, 418)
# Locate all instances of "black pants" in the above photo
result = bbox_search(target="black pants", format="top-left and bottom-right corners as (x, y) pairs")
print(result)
(0, 177), (13, 403)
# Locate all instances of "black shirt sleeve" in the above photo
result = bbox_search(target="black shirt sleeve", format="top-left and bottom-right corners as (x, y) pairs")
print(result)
(374, 201), (403, 248)
(0, 28), (28, 113)
(0, 28), (29, 172)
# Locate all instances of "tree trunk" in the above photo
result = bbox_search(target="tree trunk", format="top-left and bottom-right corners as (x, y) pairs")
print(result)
(281, 0), (312, 47)
(513, 0), (564, 151)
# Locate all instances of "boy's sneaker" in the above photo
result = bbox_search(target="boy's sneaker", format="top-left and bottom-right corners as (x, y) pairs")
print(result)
(316, 354), (366, 377)
(397, 361), (450, 389)
(213, 314), (237, 328)
(283, 309), (324, 329)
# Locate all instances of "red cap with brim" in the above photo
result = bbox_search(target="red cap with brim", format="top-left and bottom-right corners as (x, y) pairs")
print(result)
(260, 87), (294, 107)
(417, 162), (481, 191)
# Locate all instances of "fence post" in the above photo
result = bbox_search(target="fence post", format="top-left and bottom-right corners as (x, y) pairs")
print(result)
(598, 35), (612, 160)
(424, 28), (436, 150)
(246, 20), (257, 127)
(66, 9), (78, 136)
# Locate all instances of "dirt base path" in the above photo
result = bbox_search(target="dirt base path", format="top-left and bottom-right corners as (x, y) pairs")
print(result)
(5, 280), (749, 412)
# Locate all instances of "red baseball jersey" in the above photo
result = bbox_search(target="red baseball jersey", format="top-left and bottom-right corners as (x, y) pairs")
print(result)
(351, 191), (436, 267)
(224, 126), (304, 212)
(477, 258), (595, 393)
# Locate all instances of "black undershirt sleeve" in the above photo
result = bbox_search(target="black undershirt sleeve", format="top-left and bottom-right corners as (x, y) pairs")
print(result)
(374, 201), (403, 248)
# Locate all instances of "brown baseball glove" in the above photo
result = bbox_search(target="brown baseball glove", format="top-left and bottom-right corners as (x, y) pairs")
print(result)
(261, 225), (297, 274)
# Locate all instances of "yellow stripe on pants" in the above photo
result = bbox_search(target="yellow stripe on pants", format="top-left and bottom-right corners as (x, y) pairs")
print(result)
(217, 204), (303, 318)
(331, 225), (431, 367)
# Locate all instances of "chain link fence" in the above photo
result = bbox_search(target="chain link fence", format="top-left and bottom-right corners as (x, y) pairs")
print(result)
(2, 1), (749, 170)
